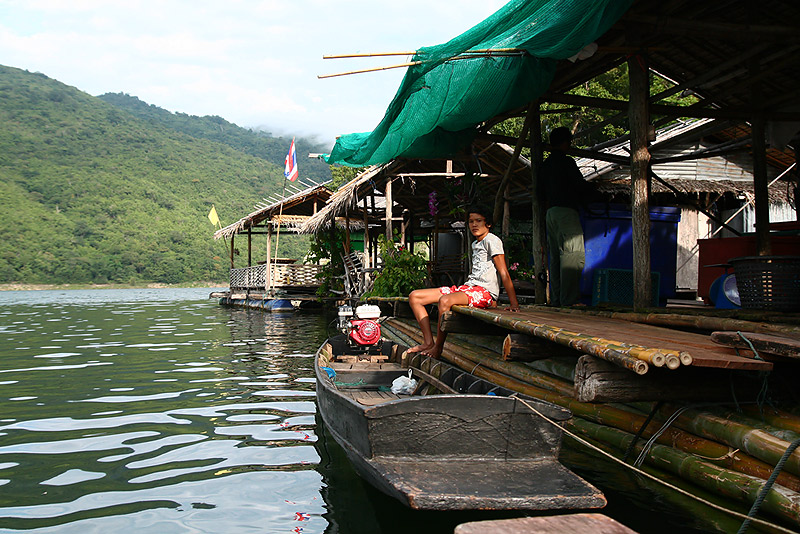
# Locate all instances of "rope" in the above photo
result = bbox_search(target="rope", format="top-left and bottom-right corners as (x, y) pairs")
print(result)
(512, 396), (795, 534)
(634, 404), (695, 468)
(623, 400), (663, 462)
(737, 437), (800, 534)
(735, 331), (772, 413)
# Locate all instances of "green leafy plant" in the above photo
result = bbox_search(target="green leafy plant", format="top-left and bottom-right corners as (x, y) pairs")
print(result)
(366, 233), (428, 298)
(306, 228), (346, 297)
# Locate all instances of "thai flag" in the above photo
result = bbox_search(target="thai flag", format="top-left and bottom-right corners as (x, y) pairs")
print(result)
(284, 138), (299, 182)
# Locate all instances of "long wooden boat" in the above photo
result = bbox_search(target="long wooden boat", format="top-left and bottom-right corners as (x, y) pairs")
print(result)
(315, 334), (606, 511)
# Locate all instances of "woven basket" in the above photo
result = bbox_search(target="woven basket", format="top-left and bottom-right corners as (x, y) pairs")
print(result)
(729, 256), (800, 312)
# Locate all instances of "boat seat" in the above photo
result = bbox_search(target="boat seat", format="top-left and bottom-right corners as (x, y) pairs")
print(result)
(341, 389), (402, 405)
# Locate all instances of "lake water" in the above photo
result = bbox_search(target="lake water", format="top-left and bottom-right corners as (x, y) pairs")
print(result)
(0, 288), (750, 533)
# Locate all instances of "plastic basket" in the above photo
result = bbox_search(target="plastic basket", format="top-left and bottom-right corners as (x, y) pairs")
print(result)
(729, 256), (800, 312)
(592, 268), (660, 307)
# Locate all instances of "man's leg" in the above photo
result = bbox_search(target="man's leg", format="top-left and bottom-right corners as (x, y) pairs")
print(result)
(545, 208), (562, 307)
(407, 287), (442, 353)
(422, 291), (470, 358)
(559, 208), (585, 306)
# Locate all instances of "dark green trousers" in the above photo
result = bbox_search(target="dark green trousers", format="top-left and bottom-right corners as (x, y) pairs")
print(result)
(545, 207), (585, 306)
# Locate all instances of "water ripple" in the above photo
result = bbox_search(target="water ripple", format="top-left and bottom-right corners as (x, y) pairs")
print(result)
(0, 290), (330, 533)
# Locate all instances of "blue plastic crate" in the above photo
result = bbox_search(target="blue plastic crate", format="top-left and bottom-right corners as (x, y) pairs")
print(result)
(592, 268), (660, 307)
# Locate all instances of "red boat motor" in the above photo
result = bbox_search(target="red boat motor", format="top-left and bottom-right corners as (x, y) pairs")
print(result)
(338, 304), (382, 347)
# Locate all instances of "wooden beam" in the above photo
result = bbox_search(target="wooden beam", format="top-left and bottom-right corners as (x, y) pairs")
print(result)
(493, 101), (537, 227)
(622, 14), (800, 42)
(543, 93), (800, 122)
(574, 355), (749, 403)
(628, 52), (652, 311)
(438, 311), (509, 337)
(477, 133), (629, 165)
(502, 334), (579, 361)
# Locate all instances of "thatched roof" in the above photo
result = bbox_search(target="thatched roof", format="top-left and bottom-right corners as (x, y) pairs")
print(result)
(595, 177), (792, 204)
(300, 164), (394, 234)
(300, 141), (533, 234)
(214, 182), (332, 239)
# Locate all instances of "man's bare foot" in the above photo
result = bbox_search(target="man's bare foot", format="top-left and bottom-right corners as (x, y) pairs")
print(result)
(420, 346), (442, 358)
(407, 343), (434, 354)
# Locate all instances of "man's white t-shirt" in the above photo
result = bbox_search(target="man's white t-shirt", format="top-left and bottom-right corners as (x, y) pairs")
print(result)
(464, 232), (504, 299)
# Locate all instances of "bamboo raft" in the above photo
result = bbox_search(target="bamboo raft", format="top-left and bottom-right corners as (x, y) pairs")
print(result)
(379, 312), (800, 531)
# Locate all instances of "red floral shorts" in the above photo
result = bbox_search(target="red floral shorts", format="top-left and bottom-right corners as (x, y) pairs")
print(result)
(439, 285), (494, 308)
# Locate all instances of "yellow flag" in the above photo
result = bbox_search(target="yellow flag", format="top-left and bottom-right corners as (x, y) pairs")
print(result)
(207, 205), (220, 227)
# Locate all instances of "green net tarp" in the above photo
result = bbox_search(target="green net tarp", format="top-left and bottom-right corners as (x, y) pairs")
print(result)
(325, 0), (633, 167)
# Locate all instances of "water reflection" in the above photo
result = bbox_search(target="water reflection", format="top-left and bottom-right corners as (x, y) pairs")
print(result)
(0, 289), (328, 533)
(0, 289), (759, 534)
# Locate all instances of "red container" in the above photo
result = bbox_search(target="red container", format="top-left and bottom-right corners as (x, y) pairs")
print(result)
(698, 235), (800, 303)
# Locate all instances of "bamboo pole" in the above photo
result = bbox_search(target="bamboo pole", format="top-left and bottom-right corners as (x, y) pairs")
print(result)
(567, 418), (800, 527)
(743, 406), (800, 435)
(673, 406), (800, 479)
(318, 61), (422, 79)
(379, 324), (800, 492)
(322, 48), (525, 59)
(386, 320), (574, 396)
(453, 306), (650, 374)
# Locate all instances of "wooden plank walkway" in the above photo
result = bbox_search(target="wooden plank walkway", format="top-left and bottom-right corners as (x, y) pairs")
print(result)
(452, 306), (773, 371)
(455, 514), (637, 534)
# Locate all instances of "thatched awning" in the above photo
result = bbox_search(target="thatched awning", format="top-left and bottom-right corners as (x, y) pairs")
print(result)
(300, 163), (395, 234)
(595, 177), (792, 204)
(214, 182), (332, 240)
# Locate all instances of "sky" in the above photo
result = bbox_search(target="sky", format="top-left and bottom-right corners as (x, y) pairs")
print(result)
(0, 0), (508, 149)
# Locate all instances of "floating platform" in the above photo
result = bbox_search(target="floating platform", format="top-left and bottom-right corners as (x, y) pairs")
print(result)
(211, 291), (329, 312)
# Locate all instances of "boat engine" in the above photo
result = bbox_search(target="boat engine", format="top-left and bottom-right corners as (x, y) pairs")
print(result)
(338, 304), (382, 348)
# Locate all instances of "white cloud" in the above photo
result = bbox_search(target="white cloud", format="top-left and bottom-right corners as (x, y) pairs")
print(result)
(0, 0), (508, 143)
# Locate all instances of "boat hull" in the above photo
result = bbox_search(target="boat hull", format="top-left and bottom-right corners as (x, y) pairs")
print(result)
(315, 336), (605, 511)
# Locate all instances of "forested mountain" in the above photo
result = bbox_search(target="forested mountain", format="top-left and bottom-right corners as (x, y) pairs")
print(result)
(97, 92), (333, 184)
(0, 64), (331, 285)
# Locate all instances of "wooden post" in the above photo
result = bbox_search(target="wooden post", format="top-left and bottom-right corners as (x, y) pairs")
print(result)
(494, 101), (537, 228)
(344, 204), (351, 254)
(265, 225), (273, 292)
(400, 209), (408, 248)
(529, 104), (548, 304)
(751, 59), (771, 255)
(502, 191), (510, 238)
(385, 178), (393, 242)
(247, 228), (252, 267)
(408, 210), (415, 253)
(363, 195), (370, 268)
(229, 236), (235, 269)
(628, 52), (652, 311)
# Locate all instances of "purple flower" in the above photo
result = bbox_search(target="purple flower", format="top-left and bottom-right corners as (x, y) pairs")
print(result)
(428, 191), (439, 216)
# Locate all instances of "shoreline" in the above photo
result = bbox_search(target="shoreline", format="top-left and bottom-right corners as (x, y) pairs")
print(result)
(0, 282), (227, 292)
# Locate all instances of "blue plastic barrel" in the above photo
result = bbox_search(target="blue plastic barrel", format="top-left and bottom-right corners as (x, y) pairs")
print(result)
(580, 204), (680, 303)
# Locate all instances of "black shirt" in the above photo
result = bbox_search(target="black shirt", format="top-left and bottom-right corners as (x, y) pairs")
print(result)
(539, 150), (594, 210)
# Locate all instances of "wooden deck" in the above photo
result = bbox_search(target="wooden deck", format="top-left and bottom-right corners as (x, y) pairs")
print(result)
(451, 306), (773, 371)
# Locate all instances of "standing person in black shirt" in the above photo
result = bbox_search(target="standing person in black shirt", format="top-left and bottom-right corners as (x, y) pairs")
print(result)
(539, 127), (594, 306)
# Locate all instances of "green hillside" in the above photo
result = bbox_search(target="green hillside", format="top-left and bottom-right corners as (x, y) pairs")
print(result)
(0, 64), (330, 285)
(97, 92), (333, 184)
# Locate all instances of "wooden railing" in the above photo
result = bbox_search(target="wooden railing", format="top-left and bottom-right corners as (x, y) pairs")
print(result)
(229, 264), (323, 291)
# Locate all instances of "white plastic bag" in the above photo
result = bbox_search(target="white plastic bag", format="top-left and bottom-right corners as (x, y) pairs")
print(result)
(391, 370), (417, 395)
